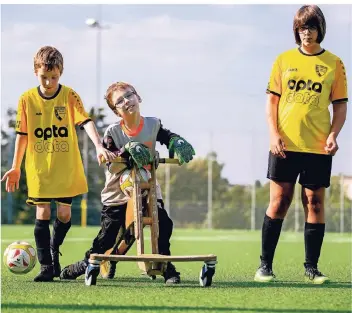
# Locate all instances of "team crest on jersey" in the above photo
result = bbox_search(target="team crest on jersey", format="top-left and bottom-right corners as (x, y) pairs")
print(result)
(54, 106), (66, 121)
(315, 65), (327, 77)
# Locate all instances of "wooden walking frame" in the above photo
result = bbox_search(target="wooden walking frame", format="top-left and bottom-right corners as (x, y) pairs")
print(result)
(85, 153), (217, 287)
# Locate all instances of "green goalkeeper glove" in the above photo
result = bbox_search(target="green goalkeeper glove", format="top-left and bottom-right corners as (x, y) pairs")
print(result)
(168, 136), (195, 165)
(124, 141), (152, 168)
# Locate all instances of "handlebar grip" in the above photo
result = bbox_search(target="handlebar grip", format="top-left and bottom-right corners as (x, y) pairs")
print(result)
(101, 156), (180, 165)
(159, 158), (180, 165)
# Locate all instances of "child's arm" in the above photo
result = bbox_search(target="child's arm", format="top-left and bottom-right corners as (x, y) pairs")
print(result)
(1, 134), (27, 192)
(157, 121), (195, 164)
(156, 123), (180, 147)
(69, 89), (115, 165)
(2, 95), (28, 192)
(82, 121), (116, 165)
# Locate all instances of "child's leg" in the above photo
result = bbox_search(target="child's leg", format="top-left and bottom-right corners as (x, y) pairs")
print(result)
(157, 199), (173, 256)
(84, 204), (126, 260)
(34, 203), (53, 281)
(35, 204), (52, 265)
(51, 199), (72, 277)
(60, 204), (126, 280)
(156, 199), (180, 284)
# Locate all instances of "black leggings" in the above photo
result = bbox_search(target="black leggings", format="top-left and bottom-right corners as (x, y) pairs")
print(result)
(84, 199), (173, 261)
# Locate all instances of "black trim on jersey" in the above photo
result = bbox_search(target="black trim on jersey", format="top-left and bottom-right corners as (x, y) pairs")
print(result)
(16, 131), (28, 135)
(79, 119), (92, 130)
(332, 98), (348, 104)
(298, 47), (326, 56)
(266, 89), (281, 97)
(37, 84), (62, 100)
(157, 121), (179, 148)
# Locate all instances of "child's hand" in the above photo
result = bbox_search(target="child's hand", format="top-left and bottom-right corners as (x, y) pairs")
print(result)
(168, 137), (195, 165)
(1, 168), (21, 192)
(324, 133), (339, 156)
(96, 145), (116, 165)
(124, 141), (152, 168)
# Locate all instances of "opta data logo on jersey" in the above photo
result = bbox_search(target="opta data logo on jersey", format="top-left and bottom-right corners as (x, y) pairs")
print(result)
(287, 79), (322, 93)
(34, 125), (69, 153)
(286, 79), (323, 107)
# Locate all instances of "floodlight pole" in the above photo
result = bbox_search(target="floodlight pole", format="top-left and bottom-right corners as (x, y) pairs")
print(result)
(82, 5), (102, 227)
(207, 132), (214, 230)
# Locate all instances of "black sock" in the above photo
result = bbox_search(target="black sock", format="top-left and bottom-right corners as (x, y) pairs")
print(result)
(34, 219), (52, 265)
(50, 218), (71, 251)
(304, 222), (325, 268)
(261, 214), (284, 267)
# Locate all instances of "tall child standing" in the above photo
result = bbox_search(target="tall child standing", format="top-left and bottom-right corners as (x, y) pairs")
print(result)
(1, 46), (115, 282)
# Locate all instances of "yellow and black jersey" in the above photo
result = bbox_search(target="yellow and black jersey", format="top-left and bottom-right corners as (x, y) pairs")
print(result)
(267, 48), (348, 154)
(15, 84), (91, 198)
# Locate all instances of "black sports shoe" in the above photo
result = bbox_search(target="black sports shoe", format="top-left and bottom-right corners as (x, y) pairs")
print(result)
(34, 265), (54, 282)
(107, 261), (117, 279)
(163, 262), (181, 285)
(51, 247), (62, 277)
(60, 260), (87, 280)
(254, 260), (276, 283)
(304, 264), (329, 284)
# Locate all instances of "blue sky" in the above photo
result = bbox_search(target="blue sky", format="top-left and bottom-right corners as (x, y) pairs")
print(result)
(1, 4), (351, 184)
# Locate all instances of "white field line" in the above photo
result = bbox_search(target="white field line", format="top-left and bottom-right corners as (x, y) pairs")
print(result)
(1, 235), (351, 244)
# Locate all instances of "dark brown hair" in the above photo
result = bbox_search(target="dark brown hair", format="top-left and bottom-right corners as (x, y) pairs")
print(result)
(293, 5), (326, 45)
(34, 46), (64, 74)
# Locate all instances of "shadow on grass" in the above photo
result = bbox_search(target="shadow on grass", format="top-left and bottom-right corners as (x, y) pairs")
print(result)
(26, 276), (351, 290)
(209, 280), (352, 289)
(2, 303), (351, 313)
(70, 277), (351, 288)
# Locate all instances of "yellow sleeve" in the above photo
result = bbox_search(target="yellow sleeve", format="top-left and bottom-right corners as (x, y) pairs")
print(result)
(68, 89), (90, 126)
(15, 95), (28, 134)
(266, 56), (282, 97)
(331, 58), (348, 104)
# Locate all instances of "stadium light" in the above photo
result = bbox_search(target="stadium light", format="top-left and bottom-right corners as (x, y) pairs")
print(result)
(85, 18), (99, 27)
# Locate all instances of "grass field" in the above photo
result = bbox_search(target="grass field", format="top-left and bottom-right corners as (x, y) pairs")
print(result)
(1, 225), (351, 313)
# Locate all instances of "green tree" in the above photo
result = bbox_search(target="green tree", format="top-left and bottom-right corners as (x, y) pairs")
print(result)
(212, 184), (251, 229)
(156, 152), (230, 227)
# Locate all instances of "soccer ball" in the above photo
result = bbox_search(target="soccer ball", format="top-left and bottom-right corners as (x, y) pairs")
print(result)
(119, 167), (151, 197)
(3, 241), (37, 274)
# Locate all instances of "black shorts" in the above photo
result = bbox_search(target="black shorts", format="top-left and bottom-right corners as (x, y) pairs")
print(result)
(26, 197), (73, 206)
(267, 151), (332, 190)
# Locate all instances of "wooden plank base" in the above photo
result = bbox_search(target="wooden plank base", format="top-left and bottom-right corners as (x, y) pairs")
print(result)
(90, 253), (217, 263)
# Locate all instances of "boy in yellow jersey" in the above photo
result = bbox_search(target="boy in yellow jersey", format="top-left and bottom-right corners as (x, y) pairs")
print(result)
(1, 46), (115, 282)
(60, 82), (195, 284)
(254, 5), (348, 284)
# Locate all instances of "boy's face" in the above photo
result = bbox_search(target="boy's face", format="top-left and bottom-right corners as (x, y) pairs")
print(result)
(35, 66), (61, 94)
(298, 24), (318, 47)
(111, 88), (141, 117)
